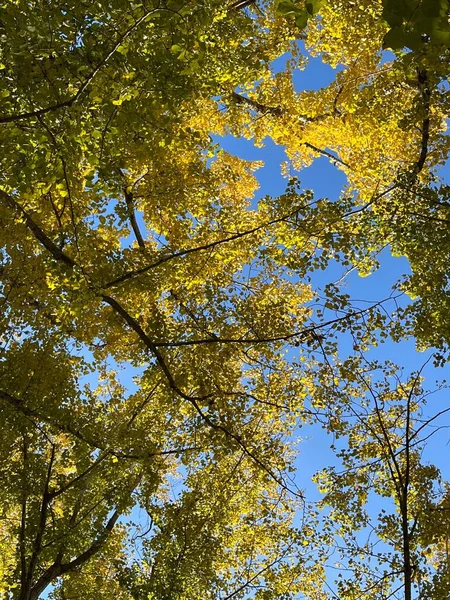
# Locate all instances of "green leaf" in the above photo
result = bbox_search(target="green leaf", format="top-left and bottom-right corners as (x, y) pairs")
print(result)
(276, 0), (299, 15)
(382, 26), (408, 49)
(295, 10), (309, 28)
(429, 27), (450, 44)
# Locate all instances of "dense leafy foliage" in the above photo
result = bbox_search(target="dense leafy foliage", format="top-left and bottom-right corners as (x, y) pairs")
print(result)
(0, 0), (449, 599)
(382, 0), (450, 49)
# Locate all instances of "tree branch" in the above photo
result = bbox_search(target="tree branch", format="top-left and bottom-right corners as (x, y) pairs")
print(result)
(229, 0), (258, 10)
(27, 444), (56, 586)
(29, 508), (121, 600)
(0, 191), (76, 268)
(19, 437), (29, 598)
(231, 91), (283, 116)
(222, 546), (292, 600)
(3, 186), (381, 499)
(102, 207), (308, 289)
(101, 293), (301, 497)
(124, 186), (146, 249)
(303, 142), (351, 169)
(410, 69), (431, 180)
(49, 451), (109, 500)
(150, 307), (380, 348)
(0, 388), (198, 461)
(60, 508), (121, 573)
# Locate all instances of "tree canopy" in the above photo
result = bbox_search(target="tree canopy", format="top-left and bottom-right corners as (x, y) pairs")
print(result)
(0, 0), (449, 599)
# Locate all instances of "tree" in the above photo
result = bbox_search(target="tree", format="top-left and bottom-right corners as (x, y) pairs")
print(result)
(1, 0), (449, 598)
(0, 1), (332, 597)
(312, 356), (450, 599)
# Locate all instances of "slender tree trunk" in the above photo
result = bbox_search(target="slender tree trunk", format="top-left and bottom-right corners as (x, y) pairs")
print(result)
(401, 507), (413, 600)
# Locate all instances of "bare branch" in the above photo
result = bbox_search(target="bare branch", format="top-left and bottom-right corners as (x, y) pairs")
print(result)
(229, 0), (257, 11)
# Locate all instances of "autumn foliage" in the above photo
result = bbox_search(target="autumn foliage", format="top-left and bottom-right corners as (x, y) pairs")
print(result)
(0, 0), (449, 598)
